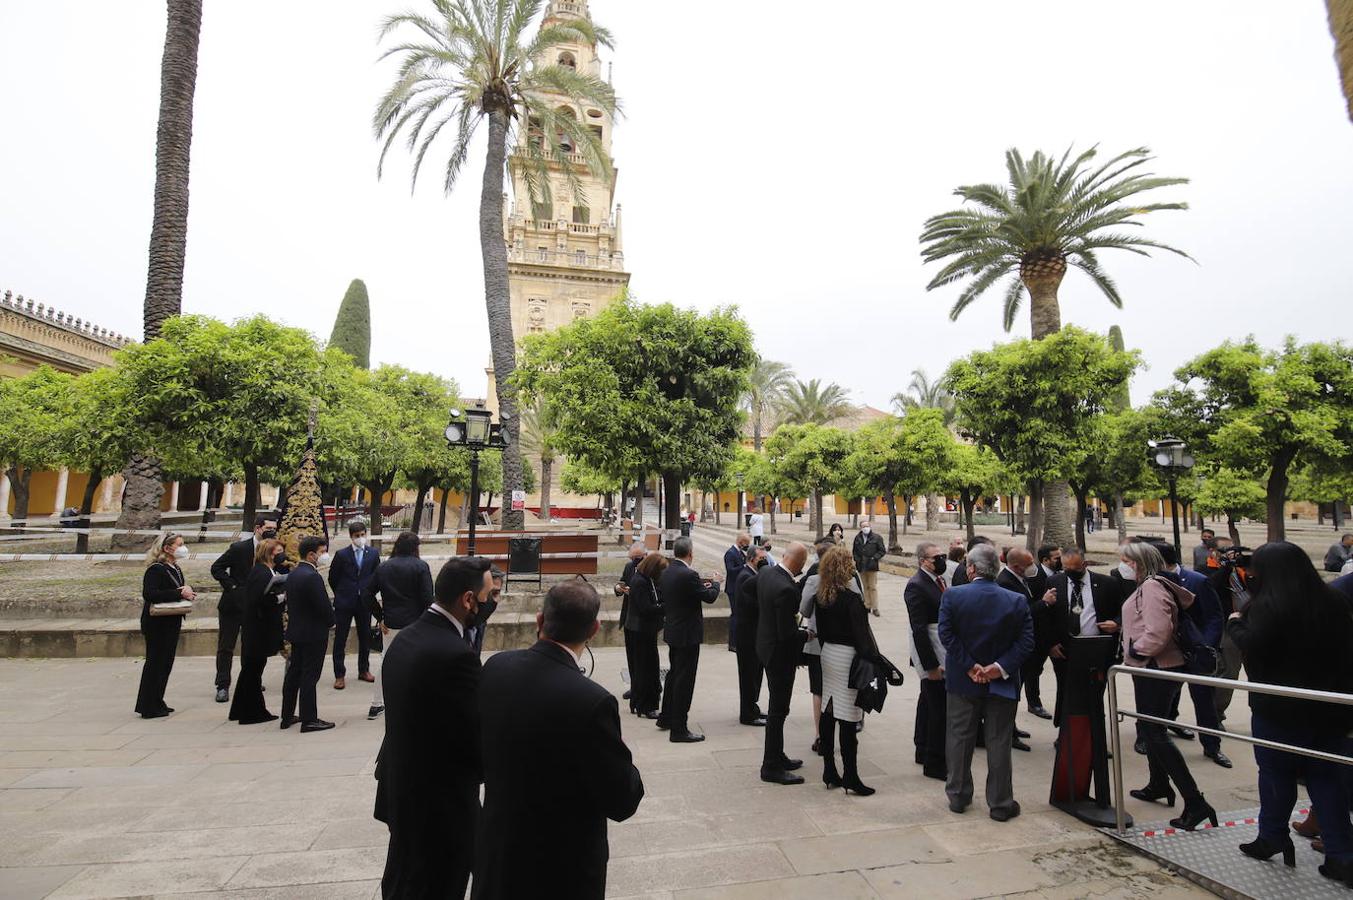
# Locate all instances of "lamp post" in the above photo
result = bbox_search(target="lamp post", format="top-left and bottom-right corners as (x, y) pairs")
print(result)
(445, 402), (511, 557)
(736, 472), (745, 530)
(1147, 436), (1195, 559)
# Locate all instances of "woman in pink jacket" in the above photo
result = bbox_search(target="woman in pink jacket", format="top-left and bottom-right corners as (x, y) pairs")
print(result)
(1120, 540), (1218, 832)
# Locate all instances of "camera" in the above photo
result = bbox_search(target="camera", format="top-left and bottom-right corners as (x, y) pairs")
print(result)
(1220, 546), (1253, 568)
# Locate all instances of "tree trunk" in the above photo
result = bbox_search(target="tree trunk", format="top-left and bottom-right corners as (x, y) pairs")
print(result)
(814, 491), (824, 540)
(1072, 485), (1088, 551)
(634, 474), (644, 528)
(1026, 484), (1044, 552)
(1329, 0), (1353, 124)
(438, 488), (450, 533)
(241, 462), (260, 537)
(925, 493), (939, 532)
(75, 469), (104, 554)
(901, 495), (911, 536)
(111, 455), (164, 550)
(884, 491), (900, 552)
(1015, 494), (1026, 535)
(5, 467), (32, 525)
(662, 472), (681, 546)
(539, 455), (553, 521)
(1265, 449), (1297, 542)
(411, 484), (431, 535)
(768, 497), (777, 534)
(365, 476), (392, 540)
(1024, 265), (1065, 341)
(480, 106), (524, 530)
(1041, 479), (1076, 551)
(1227, 513), (1241, 546)
(1115, 491), (1128, 546)
(960, 489), (976, 542)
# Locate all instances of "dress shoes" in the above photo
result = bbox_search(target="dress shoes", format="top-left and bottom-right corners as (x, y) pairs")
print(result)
(948, 800), (969, 814)
(740, 715), (767, 727)
(1205, 749), (1233, 768)
(1134, 738), (1147, 755)
(238, 713), (278, 725)
(914, 749), (925, 765)
(358, 671), (375, 683)
(760, 768), (805, 786)
(1012, 737), (1032, 752)
(1167, 725), (1195, 740)
(367, 705), (384, 720)
(923, 767), (947, 781)
(622, 690), (632, 700)
(1015, 727), (1031, 739)
(637, 710), (660, 720)
(1027, 704), (1052, 720)
(215, 687), (229, 703)
(280, 715), (300, 730)
(160, 705), (174, 715)
(1293, 814), (1321, 839)
(300, 719), (335, 733)
(669, 730), (705, 743)
(781, 757), (804, 772)
(140, 709), (170, 720)
(655, 720), (671, 731)
(333, 676), (346, 690)
(990, 801), (1022, 822)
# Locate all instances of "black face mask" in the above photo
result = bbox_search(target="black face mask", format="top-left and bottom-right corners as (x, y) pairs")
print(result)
(1047, 559), (1063, 573)
(1064, 568), (1086, 580)
(469, 597), (497, 629)
(931, 556), (947, 575)
(753, 557), (770, 570)
(261, 529), (278, 540)
(273, 552), (286, 568)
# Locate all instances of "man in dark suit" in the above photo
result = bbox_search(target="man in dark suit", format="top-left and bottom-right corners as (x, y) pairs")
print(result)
(363, 532), (436, 721)
(950, 535), (993, 587)
(994, 547), (1037, 752)
(1023, 544), (1061, 719)
(939, 543), (1034, 821)
(473, 580), (644, 900)
(657, 536), (721, 742)
(375, 555), (491, 900)
(1041, 546), (1124, 727)
(329, 520), (380, 689)
(724, 533), (751, 649)
(906, 542), (948, 780)
(209, 515), (274, 702)
(616, 542), (646, 705)
(734, 546), (769, 726)
(465, 566), (503, 656)
(757, 541), (810, 785)
(281, 536), (336, 732)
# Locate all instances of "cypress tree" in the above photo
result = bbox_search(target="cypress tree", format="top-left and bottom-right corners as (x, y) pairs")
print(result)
(329, 279), (371, 368)
(1107, 325), (1131, 412)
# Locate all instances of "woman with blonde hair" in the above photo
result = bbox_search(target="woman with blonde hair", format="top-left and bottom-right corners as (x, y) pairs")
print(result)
(229, 537), (287, 725)
(136, 533), (195, 718)
(814, 544), (881, 795)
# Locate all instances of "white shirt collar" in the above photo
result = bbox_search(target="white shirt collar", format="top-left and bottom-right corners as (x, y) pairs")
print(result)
(428, 602), (465, 638)
(921, 567), (943, 584)
(549, 640), (584, 669)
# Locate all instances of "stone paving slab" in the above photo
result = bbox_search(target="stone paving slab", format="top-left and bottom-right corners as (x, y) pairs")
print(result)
(0, 564), (1236, 899)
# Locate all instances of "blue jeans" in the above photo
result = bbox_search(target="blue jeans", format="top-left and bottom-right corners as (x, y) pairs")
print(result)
(1252, 714), (1353, 861)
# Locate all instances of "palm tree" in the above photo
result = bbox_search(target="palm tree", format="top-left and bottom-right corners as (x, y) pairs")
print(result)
(919, 145), (1190, 548)
(1331, 0), (1353, 123)
(518, 401), (557, 520)
(890, 368), (955, 426)
(114, 0), (204, 547)
(779, 379), (851, 427)
(743, 358), (795, 452)
(375, 0), (618, 530)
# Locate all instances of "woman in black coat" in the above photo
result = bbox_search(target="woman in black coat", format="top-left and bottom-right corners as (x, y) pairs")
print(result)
(136, 533), (195, 718)
(624, 553), (668, 718)
(1225, 541), (1353, 884)
(813, 545), (880, 796)
(229, 538), (286, 725)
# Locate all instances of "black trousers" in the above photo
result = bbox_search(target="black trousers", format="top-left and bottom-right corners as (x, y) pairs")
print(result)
(762, 645), (799, 769)
(627, 629), (662, 714)
(1133, 667), (1201, 803)
(282, 639), (326, 724)
(735, 610), (764, 721)
(1164, 680), (1222, 754)
(659, 644), (700, 734)
(915, 677), (947, 774)
(135, 612), (181, 716)
(1021, 648), (1048, 707)
(229, 652), (271, 723)
(215, 600), (243, 689)
(332, 605), (371, 677)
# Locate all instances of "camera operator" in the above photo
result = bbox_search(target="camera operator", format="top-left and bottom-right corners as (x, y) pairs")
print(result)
(1209, 537), (1253, 724)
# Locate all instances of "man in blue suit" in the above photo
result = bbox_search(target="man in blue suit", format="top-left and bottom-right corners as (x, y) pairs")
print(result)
(328, 520), (380, 690)
(939, 543), (1034, 821)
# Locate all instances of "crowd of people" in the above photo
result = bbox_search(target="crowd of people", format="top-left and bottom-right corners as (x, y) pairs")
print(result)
(132, 508), (1353, 894)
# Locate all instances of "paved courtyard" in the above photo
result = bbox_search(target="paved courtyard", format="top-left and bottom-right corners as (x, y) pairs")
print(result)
(1, 556), (1280, 899)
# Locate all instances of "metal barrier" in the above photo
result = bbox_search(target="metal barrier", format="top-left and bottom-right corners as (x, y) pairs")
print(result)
(1107, 664), (1353, 834)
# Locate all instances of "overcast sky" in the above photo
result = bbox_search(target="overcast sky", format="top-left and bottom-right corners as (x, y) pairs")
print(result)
(3, 1), (1351, 412)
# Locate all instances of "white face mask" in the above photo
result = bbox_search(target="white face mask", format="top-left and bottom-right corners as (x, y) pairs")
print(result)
(1118, 561), (1136, 581)
(173, 545), (190, 560)
(317, 552), (332, 567)
(861, 526), (871, 534)
(1024, 564), (1038, 579)
(355, 537), (369, 549)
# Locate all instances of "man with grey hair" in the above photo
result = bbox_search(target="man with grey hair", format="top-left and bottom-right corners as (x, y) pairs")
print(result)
(757, 541), (811, 785)
(657, 536), (721, 742)
(906, 541), (950, 780)
(939, 543), (1034, 821)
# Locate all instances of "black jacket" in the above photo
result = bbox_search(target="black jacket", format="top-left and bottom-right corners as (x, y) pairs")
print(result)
(284, 563), (334, 644)
(852, 531), (887, 572)
(815, 588), (877, 656)
(328, 544), (380, 613)
(473, 640), (644, 900)
(904, 571), (944, 672)
(756, 564), (805, 666)
(616, 558), (639, 629)
(658, 560), (719, 647)
(241, 563), (285, 657)
(364, 554), (435, 629)
(210, 537), (255, 615)
(623, 572), (664, 635)
(142, 562), (185, 608)
(1041, 570), (1124, 654)
(374, 609), (481, 896)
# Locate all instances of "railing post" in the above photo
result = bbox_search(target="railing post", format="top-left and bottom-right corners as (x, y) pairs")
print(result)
(1108, 668), (1126, 834)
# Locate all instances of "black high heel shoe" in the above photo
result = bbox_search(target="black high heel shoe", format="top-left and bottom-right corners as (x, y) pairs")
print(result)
(1129, 784), (1176, 807)
(1319, 858), (1353, 887)
(1170, 796), (1218, 831)
(1239, 836), (1296, 868)
(842, 778), (875, 797)
(822, 767), (843, 789)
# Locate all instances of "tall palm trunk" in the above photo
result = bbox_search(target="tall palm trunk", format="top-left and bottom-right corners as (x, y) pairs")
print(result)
(1331, 0), (1353, 123)
(539, 454), (552, 520)
(1022, 261), (1078, 550)
(115, 0), (203, 549)
(480, 105), (524, 530)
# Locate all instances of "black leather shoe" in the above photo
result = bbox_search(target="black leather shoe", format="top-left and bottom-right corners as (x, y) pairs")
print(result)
(740, 716), (767, 727)
(923, 767), (947, 781)
(1170, 795), (1218, 831)
(367, 705), (384, 720)
(638, 710), (659, 720)
(1134, 738), (1147, 755)
(914, 750), (925, 765)
(280, 716), (299, 730)
(760, 768), (805, 785)
(622, 690), (632, 700)
(139, 709), (170, 720)
(1130, 784), (1176, 806)
(670, 730), (705, 743)
(1027, 705), (1052, 720)
(1012, 738), (1032, 752)
(300, 719), (335, 733)
(1206, 749), (1233, 769)
(1015, 727), (1031, 739)
(1239, 835), (1295, 867)
(655, 721), (670, 731)
(781, 757), (804, 771)
(1168, 725), (1195, 740)
(215, 688), (228, 703)
(990, 801), (1022, 822)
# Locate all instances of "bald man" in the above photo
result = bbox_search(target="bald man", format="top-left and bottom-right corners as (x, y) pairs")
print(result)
(756, 542), (810, 785)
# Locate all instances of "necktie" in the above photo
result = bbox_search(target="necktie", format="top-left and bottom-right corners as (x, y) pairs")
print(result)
(1070, 578), (1084, 636)
(937, 576), (947, 594)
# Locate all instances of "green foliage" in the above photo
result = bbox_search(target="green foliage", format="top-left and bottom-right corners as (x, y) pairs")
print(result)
(743, 357), (795, 449)
(939, 442), (1005, 501)
(890, 369), (955, 426)
(329, 279), (371, 369)
(1288, 463), (1353, 506)
(58, 367), (145, 482)
(516, 299), (755, 486)
(560, 458), (619, 497)
(0, 366), (72, 475)
(764, 425), (855, 501)
(945, 327), (1140, 485)
(844, 410), (955, 500)
(778, 378), (851, 426)
(919, 146), (1191, 330)
(1195, 467), (1267, 522)
(1107, 326), (1132, 412)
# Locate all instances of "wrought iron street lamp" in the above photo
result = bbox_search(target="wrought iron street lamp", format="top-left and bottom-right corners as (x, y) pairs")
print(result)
(736, 472), (746, 530)
(1147, 436), (1195, 559)
(445, 403), (511, 557)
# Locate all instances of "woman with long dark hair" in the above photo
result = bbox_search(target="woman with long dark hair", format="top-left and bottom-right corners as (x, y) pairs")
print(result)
(229, 538), (286, 725)
(1226, 541), (1353, 884)
(625, 553), (668, 718)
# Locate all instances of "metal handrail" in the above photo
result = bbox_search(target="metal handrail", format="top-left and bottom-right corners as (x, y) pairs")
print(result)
(1107, 664), (1353, 834)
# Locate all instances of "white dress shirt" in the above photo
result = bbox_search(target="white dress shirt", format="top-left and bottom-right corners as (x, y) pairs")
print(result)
(1066, 569), (1099, 636)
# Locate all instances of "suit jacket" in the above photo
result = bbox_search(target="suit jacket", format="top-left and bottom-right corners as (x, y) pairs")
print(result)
(904, 571), (944, 672)
(951, 563), (971, 587)
(658, 560), (719, 647)
(241, 563), (285, 656)
(1041, 570), (1124, 654)
(374, 609), (481, 896)
(756, 564), (804, 666)
(364, 554), (435, 629)
(1334, 572), (1353, 601)
(852, 531), (887, 572)
(328, 544), (379, 613)
(284, 563), (334, 644)
(938, 578), (1034, 700)
(210, 537), (255, 615)
(616, 558), (640, 628)
(473, 641), (644, 900)
(724, 545), (747, 598)
(623, 572), (664, 635)
(1163, 567), (1223, 647)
